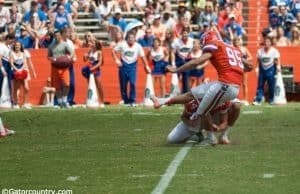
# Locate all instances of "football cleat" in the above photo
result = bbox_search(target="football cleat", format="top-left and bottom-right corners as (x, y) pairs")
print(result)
(150, 95), (162, 109)
(219, 135), (231, 145)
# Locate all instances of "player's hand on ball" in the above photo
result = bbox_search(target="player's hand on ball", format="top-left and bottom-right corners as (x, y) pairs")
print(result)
(166, 65), (177, 73)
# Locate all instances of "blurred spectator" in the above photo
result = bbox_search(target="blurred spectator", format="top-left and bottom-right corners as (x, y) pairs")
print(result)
(147, 38), (169, 97)
(223, 13), (243, 43)
(187, 0), (206, 10)
(161, 10), (176, 30)
(173, 15), (189, 38)
(198, 1), (218, 28)
(108, 8), (127, 41)
(16, 24), (37, 49)
(134, 0), (147, 12)
(112, 33), (151, 106)
(218, 3), (243, 30)
(82, 31), (96, 47)
(233, 37), (252, 106)
(0, 12), (7, 33)
(198, 22), (211, 39)
(138, 27), (155, 47)
(144, 0), (155, 25)
(73, 0), (91, 13)
(92, 0), (114, 24)
(269, 6), (281, 30)
(163, 28), (175, 51)
(52, 5), (74, 31)
(0, 0), (10, 22)
(151, 14), (166, 42)
(276, 26), (291, 46)
(109, 31), (124, 48)
(0, 34), (15, 98)
(290, 26), (300, 45)
(56, 0), (78, 20)
(171, 28), (194, 93)
(190, 7), (201, 24)
(70, 31), (82, 49)
(23, 1), (47, 29)
(279, 5), (296, 28)
(42, 77), (56, 107)
(9, 4), (22, 25)
(189, 39), (206, 88)
(290, 0), (300, 20)
(82, 40), (105, 107)
(113, 0), (131, 12)
(174, 2), (191, 21)
(108, 8), (127, 32)
(253, 37), (281, 105)
(61, 27), (77, 106)
(47, 30), (75, 108)
(40, 31), (54, 48)
(6, 23), (16, 36)
(10, 42), (30, 109)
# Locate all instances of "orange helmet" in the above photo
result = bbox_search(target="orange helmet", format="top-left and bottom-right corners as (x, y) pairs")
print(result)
(200, 30), (222, 45)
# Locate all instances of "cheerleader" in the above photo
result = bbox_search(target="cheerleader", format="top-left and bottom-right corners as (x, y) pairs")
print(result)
(10, 41), (29, 109)
(147, 38), (169, 97)
(189, 40), (208, 88)
(82, 41), (105, 107)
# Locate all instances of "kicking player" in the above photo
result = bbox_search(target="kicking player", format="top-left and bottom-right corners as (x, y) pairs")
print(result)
(167, 97), (241, 145)
(165, 30), (252, 123)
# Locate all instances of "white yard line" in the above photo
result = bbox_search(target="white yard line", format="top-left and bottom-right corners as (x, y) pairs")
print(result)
(151, 144), (192, 194)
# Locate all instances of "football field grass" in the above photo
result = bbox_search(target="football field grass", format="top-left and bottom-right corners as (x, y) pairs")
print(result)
(0, 104), (299, 194)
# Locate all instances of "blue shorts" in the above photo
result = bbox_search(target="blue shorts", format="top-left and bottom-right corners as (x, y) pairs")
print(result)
(189, 69), (204, 78)
(152, 60), (167, 75)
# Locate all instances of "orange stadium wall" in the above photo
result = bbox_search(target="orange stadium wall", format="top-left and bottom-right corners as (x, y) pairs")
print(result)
(26, 47), (300, 105)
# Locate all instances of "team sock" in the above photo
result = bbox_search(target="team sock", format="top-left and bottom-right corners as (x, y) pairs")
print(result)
(57, 98), (63, 105)
(159, 97), (172, 105)
(221, 127), (230, 137)
(62, 96), (68, 103)
(0, 118), (5, 133)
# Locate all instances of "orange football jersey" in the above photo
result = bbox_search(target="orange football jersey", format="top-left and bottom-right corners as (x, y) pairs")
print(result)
(202, 40), (244, 85)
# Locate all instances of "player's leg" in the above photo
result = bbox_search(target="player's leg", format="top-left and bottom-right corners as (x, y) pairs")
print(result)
(220, 101), (241, 144)
(151, 92), (195, 109)
(253, 69), (266, 105)
(196, 82), (239, 116)
(167, 121), (194, 144)
(160, 75), (166, 98)
(151, 81), (212, 109)
(94, 75), (105, 105)
(67, 64), (76, 105)
(12, 79), (19, 108)
(242, 73), (249, 105)
(181, 71), (190, 93)
(118, 68), (129, 104)
(266, 67), (276, 104)
(129, 68), (137, 105)
(61, 69), (70, 107)
(22, 79), (31, 109)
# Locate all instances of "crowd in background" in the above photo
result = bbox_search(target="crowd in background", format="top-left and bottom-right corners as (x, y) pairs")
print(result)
(267, 0), (300, 46)
(0, 0), (294, 108)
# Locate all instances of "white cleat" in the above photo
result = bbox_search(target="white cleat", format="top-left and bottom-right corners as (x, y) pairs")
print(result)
(13, 104), (20, 109)
(196, 136), (218, 147)
(23, 103), (32, 109)
(150, 95), (162, 109)
(219, 135), (231, 145)
(252, 101), (261, 106)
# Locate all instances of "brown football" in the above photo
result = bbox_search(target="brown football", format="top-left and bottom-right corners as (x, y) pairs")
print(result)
(51, 55), (73, 68)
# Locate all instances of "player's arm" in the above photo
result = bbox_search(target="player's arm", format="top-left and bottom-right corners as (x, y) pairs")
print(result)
(167, 52), (212, 73)
(141, 56), (151, 73)
(181, 110), (198, 127)
(274, 57), (281, 72)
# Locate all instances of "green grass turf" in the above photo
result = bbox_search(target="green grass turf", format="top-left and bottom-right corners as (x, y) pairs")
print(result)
(0, 104), (299, 194)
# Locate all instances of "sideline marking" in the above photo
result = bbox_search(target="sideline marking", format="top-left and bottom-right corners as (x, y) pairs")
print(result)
(133, 128), (143, 132)
(151, 144), (192, 194)
(66, 176), (79, 181)
(263, 173), (275, 178)
(242, 110), (263, 115)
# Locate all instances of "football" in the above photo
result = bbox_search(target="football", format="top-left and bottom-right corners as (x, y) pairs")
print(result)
(51, 55), (73, 68)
